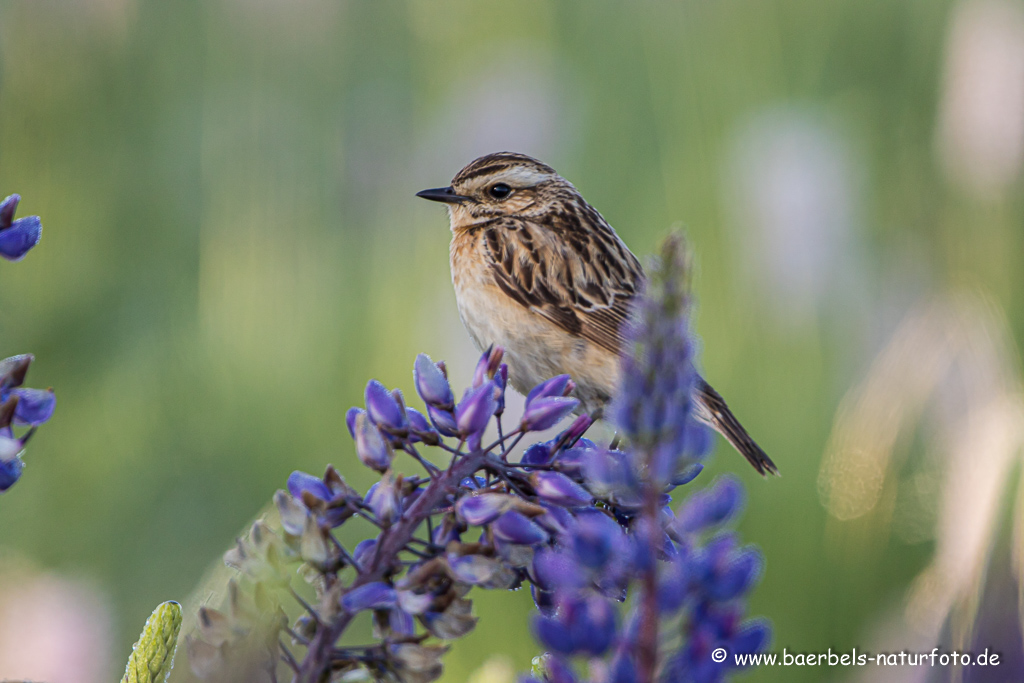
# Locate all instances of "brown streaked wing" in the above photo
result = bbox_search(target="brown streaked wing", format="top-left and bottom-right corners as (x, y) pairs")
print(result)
(481, 213), (643, 356)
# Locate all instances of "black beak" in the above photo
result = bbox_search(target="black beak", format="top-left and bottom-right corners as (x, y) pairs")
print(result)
(416, 186), (468, 205)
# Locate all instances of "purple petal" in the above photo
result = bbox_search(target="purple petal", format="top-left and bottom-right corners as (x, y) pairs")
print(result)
(571, 510), (623, 570)
(570, 596), (617, 656)
(657, 554), (689, 614)
(341, 582), (397, 612)
(535, 503), (574, 536)
(491, 510), (548, 545)
(456, 493), (511, 526)
(389, 608), (416, 635)
(520, 441), (554, 468)
(542, 655), (578, 683)
(0, 194), (19, 228)
(10, 388), (55, 426)
(562, 414), (593, 445)
(354, 412), (392, 472)
(530, 471), (591, 507)
(531, 548), (584, 591)
(413, 354), (454, 408)
(353, 539), (377, 567)
(494, 364), (508, 413)
(426, 404), (459, 437)
(730, 618), (771, 661)
(708, 547), (762, 601)
(447, 554), (499, 585)
(0, 453), (23, 492)
(526, 375), (574, 407)
(346, 407), (364, 439)
(521, 397), (579, 432)
(364, 480), (402, 524)
(431, 521), (461, 547)
(678, 475), (744, 532)
(459, 476), (486, 490)
(608, 652), (638, 683)
(533, 616), (575, 655)
(288, 471), (332, 502)
(0, 216), (41, 262)
(671, 462), (704, 488)
(683, 416), (715, 459)
(552, 448), (587, 478)
(405, 407), (438, 444)
(365, 380), (407, 433)
(472, 346), (504, 388)
(455, 382), (497, 437)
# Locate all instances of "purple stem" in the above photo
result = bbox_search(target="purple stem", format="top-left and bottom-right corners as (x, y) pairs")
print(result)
(293, 451), (488, 683)
(636, 455), (661, 683)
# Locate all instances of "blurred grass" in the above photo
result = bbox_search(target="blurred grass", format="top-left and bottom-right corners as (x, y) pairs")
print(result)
(0, 1), (1021, 681)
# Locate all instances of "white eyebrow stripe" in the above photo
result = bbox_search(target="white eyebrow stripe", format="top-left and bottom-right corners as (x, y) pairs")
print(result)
(502, 166), (556, 186)
(459, 165), (559, 194)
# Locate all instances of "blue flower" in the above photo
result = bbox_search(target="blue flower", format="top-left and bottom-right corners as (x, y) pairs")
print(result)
(413, 354), (454, 408)
(0, 195), (42, 262)
(341, 582), (397, 613)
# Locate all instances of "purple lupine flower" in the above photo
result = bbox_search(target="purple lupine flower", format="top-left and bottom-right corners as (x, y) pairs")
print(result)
(346, 407), (364, 439)
(491, 510), (549, 546)
(389, 608), (416, 636)
(0, 195), (42, 262)
(0, 434), (25, 492)
(530, 471), (591, 507)
(288, 470), (333, 503)
(405, 407), (439, 445)
(608, 242), (702, 485)
(521, 440), (556, 468)
(456, 493), (512, 526)
(0, 356), (55, 429)
(365, 380), (407, 434)
(472, 345), (504, 388)
(533, 594), (617, 657)
(531, 547), (585, 593)
(677, 475), (744, 532)
(426, 404), (459, 437)
(521, 397), (579, 432)
(8, 388), (54, 426)
(0, 354), (54, 494)
(413, 354), (454, 408)
(364, 477), (402, 525)
(526, 375), (575, 406)
(455, 382), (497, 441)
(341, 582), (397, 613)
(494, 364), (508, 415)
(353, 411), (392, 472)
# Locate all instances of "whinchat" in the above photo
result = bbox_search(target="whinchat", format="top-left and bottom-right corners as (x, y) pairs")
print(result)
(417, 152), (778, 476)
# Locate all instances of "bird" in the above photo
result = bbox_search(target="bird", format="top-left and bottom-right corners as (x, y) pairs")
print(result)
(416, 152), (778, 476)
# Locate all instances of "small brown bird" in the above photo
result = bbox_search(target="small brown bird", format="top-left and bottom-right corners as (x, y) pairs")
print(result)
(417, 152), (778, 476)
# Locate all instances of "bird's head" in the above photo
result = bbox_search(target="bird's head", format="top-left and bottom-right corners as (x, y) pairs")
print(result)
(416, 152), (578, 229)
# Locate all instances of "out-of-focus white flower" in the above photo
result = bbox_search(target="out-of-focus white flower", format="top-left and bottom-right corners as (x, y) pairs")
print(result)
(723, 107), (866, 325)
(937, 0), (1024, 200)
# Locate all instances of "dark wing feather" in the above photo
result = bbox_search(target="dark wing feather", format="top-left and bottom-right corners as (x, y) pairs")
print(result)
(481, 211), (643, 355)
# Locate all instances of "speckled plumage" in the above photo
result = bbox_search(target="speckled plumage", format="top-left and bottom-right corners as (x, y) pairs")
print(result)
(421, 152), (777, 475)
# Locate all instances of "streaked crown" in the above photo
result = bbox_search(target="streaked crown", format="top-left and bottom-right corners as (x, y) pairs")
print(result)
(421, 152), (577, 227)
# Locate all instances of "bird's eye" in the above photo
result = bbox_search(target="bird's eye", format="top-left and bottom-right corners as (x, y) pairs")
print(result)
(488, 183), (512, 200)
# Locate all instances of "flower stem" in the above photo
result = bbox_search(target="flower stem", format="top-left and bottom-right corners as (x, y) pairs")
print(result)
(293, 451), (487, 683)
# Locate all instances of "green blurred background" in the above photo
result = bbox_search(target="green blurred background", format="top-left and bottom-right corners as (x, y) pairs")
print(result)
(1, 1), (1023, 682)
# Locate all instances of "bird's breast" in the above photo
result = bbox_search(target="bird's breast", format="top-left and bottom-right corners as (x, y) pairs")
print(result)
(448, 231), (620, 412)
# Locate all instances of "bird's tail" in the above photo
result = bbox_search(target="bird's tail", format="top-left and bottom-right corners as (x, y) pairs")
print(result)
(693, 378), (779, 476)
